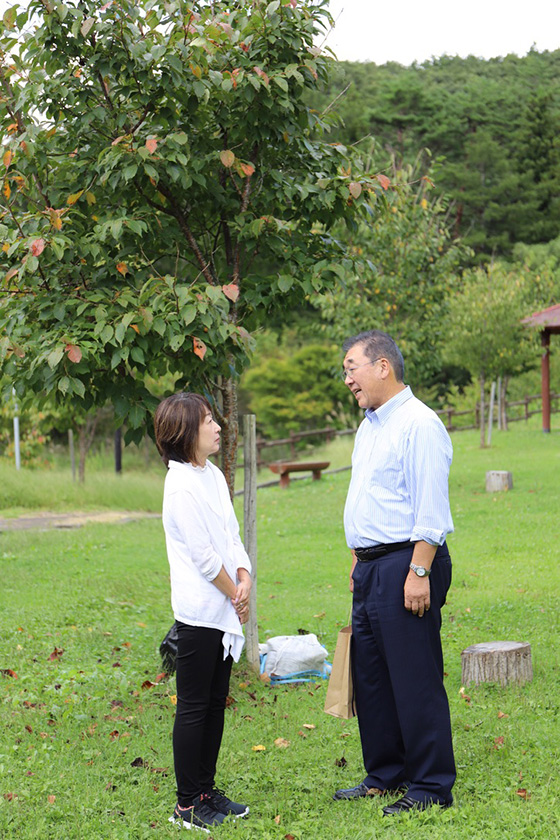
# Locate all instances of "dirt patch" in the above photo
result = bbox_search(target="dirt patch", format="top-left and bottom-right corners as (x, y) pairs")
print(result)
(0, 511), (161, 531)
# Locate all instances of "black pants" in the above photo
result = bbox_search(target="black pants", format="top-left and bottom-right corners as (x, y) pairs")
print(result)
(351, 543), (456, 804)
(173, 622), (233, 806)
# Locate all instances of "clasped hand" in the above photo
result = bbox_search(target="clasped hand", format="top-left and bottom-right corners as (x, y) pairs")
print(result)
(232, 572), (252, 625)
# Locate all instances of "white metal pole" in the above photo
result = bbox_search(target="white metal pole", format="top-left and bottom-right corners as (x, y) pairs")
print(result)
(12, 387), (21, 470)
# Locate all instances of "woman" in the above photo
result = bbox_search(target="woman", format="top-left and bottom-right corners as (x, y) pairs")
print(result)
(154, 392), (252, 831)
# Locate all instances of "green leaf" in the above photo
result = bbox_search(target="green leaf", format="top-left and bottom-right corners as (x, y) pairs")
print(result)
(58, 376), (70, 395)
(47, 347), (64, 369)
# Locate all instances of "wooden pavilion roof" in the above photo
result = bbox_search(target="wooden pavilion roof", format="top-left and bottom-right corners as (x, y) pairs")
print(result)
(522, 303), (560, 332)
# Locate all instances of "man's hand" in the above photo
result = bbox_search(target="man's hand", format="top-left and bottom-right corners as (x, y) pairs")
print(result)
(404, 571), (430, 617)
(349, 550), (357, 593)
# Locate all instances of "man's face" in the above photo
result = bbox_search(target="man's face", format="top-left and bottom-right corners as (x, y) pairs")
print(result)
(342, 343), (384, 410)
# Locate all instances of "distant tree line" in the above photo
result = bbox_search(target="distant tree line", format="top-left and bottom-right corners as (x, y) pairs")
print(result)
(308, 50), (560, 259)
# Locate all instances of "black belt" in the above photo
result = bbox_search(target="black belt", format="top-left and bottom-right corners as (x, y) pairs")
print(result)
(354, 541), (414, 562)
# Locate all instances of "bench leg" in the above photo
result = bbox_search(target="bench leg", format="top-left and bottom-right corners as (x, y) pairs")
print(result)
(279, 473), (290, 489)
(312, 470), (322, 481)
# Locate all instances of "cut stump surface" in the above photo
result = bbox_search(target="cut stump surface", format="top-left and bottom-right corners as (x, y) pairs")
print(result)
(461, 640), (532, 686)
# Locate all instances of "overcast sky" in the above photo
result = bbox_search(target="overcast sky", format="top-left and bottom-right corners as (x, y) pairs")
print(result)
(323, 0), (560, 65)
(1, 0), (559, 66)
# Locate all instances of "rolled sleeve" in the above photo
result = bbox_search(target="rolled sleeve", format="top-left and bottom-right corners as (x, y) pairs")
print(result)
(404, 418), (454, 547)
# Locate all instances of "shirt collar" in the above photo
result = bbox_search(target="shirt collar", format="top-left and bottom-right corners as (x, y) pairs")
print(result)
(365, 385), (413, 426)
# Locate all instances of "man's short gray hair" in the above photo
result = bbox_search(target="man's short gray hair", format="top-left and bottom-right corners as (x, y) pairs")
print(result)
(342, 330), (405, 382)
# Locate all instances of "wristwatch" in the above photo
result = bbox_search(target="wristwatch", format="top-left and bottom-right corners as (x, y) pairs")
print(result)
(409, 562), (431, 578)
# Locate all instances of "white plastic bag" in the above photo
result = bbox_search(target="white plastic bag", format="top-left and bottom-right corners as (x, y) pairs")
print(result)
(259, 634), (327, 677)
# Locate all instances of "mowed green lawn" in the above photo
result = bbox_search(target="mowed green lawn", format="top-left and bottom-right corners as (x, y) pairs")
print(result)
(1, 423), (559, 839)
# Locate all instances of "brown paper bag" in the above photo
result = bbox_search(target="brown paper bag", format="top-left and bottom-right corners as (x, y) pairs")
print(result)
(324, 625), (356, 719)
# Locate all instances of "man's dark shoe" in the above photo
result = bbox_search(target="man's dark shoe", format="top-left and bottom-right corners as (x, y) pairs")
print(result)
(382, 794), (453, 816)
(333, 782), (386, 801)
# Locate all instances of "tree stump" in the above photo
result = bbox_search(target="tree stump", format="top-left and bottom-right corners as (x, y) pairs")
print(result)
(461, 641), (532, 686)
(486, 470), (513, 492)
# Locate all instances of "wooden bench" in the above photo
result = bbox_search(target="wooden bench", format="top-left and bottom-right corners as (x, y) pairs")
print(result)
(268, 460), (330, 488)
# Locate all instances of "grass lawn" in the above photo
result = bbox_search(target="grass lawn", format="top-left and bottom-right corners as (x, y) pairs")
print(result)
(1, 423), (559, 839)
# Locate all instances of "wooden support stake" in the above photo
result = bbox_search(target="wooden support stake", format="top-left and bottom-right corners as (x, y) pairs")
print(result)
(461, 641), (532, 686)
(243, 414), (259, 671)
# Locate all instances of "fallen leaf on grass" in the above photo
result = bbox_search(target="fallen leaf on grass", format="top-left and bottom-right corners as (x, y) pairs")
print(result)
(274, 815), (281, 825)
(302, 724), (316, 730)
(274, 738), (290, 748)
(297, 731), (307, 738)
(494, 736), (505, 748)
(169, 695), (177, 706)
(251, 744), (266, 752)
(141, 680), (156, 690)
(110, 700), (124, 708)
(335, 756), (347, 767)
(130, 757), (145, 767)
(3, 793), (17, 801)
(260, 673), (271, 684)
(498, 711), (509, 718)
(313, 612), (325, 619)
(109, 730), (120, 740)
(516, 789), (530, 799)
(1, 669), (17, 678)
(285, 835), (295, 840)
(47, 795), (56, 804)
(47, 647), (64, 662)
(25, 725), (33, 734)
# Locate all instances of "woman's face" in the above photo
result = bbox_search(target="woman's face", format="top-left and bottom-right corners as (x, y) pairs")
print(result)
(195, 411), (221, 464)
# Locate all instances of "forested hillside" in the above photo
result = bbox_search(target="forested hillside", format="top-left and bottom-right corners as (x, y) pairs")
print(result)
(310, 50), (560, 258)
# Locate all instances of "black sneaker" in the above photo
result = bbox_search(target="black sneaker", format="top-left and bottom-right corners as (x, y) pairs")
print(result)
(205, 788), (249, 818)
(169, 795), (227, 832)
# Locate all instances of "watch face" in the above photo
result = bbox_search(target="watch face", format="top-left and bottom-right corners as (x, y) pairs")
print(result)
(417, 567), (427, 576)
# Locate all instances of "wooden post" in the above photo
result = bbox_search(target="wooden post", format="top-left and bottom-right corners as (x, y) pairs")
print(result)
(497, 377), (502, 430)
(541, 329), (551, 433)
(461, 641), (532, 686)
(243, 414), (259, 672)
(68, 429), (76, 482)
(486, 381), (496, 446)
(114, 427), (122, 474)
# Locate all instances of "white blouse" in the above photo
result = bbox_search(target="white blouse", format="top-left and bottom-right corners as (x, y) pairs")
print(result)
(162, 459), (252, 661)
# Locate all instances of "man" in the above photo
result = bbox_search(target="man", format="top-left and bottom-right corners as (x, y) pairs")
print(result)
(333, 330), (455, 815)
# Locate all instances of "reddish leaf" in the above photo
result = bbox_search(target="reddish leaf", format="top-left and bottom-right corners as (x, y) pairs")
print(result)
(494, 736), (505, 748)
(376, 173), (391, 190)
(240, 42), (249, 52)
(145, 137), (158, 154)
(497, 711), (509, 719)
(220, 150), (235, 168)
(1, 669), (18, 678)
(240, 162), (255, 177)
(111, 135), (126, 146)
(193, 337), (207, 360)
(47, 795), (56, 804)
(3, 150), (12, 168)
(285, 835), (296, 840)
(154, 672), (167, 683)
(5, 267), (19, 283)
(109, 730), (120, 740)
(47, 647), (64, 662)
(25, 724), (33, 733)
(3, 793), (17, 801)
(65, 344), (82, 363)
(253, 66), (270, 86)
(348, 181), (362, 199)
(141, 680), (156, 690)
(116, 262), (128, 276)
(222, 283), (239, 302)
(30, 238), (46, 257)
(516, 788), (530, 799)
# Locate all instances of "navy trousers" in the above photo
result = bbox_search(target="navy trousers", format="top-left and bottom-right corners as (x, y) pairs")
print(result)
(351, 543), (456, 804)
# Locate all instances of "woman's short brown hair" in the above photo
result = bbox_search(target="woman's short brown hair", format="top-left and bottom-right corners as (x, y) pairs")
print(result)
(154, 392), (212, 467)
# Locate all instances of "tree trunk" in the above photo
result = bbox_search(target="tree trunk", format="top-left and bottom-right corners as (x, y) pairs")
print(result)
(76, 410), (102, 483)
(501, 376), (509, 430)
(479, 373), (486, 448)
(220, 370), (239, 499)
